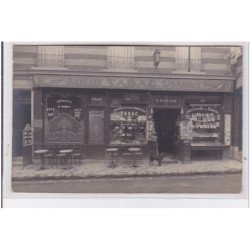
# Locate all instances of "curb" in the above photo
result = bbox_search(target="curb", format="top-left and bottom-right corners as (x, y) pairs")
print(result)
(12, 169), (242, 182)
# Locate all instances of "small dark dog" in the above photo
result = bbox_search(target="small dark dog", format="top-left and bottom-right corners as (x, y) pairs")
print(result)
(149, 152), (166, 166)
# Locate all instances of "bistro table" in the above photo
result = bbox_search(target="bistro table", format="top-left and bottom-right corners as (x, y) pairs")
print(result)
(59, 149), (73, 168)
(105, 148), (118, 168)
(128, 147), (141, 167)
(34, 149), (48, 170)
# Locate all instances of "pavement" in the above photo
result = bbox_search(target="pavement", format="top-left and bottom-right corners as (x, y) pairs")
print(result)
(12, 156), (243, 181)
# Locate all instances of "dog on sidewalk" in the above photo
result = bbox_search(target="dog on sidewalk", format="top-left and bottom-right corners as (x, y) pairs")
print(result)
(149, 152), (166, 166)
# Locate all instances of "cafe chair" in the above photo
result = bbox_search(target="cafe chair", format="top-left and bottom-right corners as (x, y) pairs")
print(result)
(70, 144), (83, 165)
(55, 152), (67, 166)
(134, 150), (143, 160)
(44, 144), (57, 166)
(120, 147), (132, 164)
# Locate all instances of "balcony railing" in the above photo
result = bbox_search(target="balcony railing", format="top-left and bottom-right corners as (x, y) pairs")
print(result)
(175, 58), (202, 72)
(37, 53), (64, 68)
(107, 56), (135, 71)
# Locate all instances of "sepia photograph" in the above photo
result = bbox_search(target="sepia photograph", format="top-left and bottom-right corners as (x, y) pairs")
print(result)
(6, 43), (245, 194)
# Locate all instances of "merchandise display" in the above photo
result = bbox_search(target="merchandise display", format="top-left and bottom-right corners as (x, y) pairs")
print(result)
(110, 105), (147, 144)
(185, 103), (221, 143)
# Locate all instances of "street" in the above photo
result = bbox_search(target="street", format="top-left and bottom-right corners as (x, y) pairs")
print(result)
(12, 173), (242, 193)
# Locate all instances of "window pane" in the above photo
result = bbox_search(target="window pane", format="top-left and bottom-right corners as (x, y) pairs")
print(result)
(45, 94), (84, 143)
(110, 105), (147, 145)
(185, 103), (222, 144)
(89, 110), (105, 144)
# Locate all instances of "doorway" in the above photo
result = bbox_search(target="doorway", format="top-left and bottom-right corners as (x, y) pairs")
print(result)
(13, 91), (31, 157)
(153, 109), (180, 157)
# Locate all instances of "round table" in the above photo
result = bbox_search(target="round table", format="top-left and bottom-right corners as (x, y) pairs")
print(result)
(106, 148), (118, 168)
(34, 149), (48, 170)
(128, 147), (141, 167)
(59, 149), (73, 154)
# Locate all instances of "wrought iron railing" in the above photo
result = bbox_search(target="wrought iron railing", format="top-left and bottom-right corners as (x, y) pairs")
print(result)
(107, 56), (135, 71)
(37, 53), (64, 67)
(175, 58), (203, 72)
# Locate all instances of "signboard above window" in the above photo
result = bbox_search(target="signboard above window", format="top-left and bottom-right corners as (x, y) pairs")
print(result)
(88, 94), (106, 106)
(151, 95), (181, 108)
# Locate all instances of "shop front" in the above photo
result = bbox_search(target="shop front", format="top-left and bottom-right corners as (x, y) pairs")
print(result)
(33, 74), (234, 162)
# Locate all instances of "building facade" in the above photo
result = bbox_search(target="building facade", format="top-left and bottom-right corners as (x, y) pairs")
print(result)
(12, 44), (243, 162)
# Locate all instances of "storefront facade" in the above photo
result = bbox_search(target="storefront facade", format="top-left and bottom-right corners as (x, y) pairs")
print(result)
(29, 74), (234, 161)
(12, 45), (241, 162)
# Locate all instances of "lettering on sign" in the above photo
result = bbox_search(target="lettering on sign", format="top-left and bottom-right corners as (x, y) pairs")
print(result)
(34, 75), (234, 92)
(23, 123), (32, 146)
(89, 95), (105, 105)
(151, 95), (181, 107)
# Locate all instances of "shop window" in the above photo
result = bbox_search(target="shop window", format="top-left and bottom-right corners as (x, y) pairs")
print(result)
(45, 94), (84, 143)
(107, 46), (135, 71)
(185, 103), (222, 145)
(37, 46), (64, 67)
(175, 47), (202, 72)
(88, 110), (105, 144)
(110, 105), (147, 145)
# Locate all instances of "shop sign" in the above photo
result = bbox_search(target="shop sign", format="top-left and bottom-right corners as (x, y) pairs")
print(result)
(23, 123), (32, 146)
(89, 95), (106, 105)
(34, 75), (234, 93)
(151, 95), (181, 107)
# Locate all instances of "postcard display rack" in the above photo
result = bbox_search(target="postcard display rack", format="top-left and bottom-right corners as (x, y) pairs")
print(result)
(185, 103), (222, 144)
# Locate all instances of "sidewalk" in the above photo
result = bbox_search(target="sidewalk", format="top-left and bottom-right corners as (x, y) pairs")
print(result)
(12, 158), (243, 181)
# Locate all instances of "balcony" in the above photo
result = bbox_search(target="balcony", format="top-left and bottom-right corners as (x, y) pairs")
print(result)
(106, 56), (135, 72)
(37, 53), (64, 68)
(175, 58), (202, 72)
(175, 58), (231, 75)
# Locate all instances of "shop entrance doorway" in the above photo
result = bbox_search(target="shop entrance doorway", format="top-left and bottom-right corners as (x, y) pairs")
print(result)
(153, 109), (180, 157)
(13, 91), (31, 157)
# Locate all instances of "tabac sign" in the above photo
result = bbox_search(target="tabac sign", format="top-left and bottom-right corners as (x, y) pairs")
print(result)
(34, 75), (234, 92)
(151, 95), (181, 107)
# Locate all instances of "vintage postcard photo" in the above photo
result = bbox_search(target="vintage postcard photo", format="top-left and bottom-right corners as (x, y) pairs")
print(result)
(3, 43), (247, 196)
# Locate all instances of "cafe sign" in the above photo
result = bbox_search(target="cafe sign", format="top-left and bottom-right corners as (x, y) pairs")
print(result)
(151, 95), (181, 108)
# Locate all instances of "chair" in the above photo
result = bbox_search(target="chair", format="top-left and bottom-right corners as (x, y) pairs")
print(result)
(120, 147), (132, 165)
(44, 144), (57, 166)
(71, 145), (83, 164)
(55, 144), (70, 166)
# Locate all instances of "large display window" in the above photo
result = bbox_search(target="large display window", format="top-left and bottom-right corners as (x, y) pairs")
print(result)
(45, 93), (84, 143)
(185, 103), (222, 144)
(110, 105), (147, 145)
(109, 94), (148, 145)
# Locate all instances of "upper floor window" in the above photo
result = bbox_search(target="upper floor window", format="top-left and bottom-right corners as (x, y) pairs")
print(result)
(107, 46), (135, 71)
(37, 46), (64, 67)
(175, 47), (201, 72)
